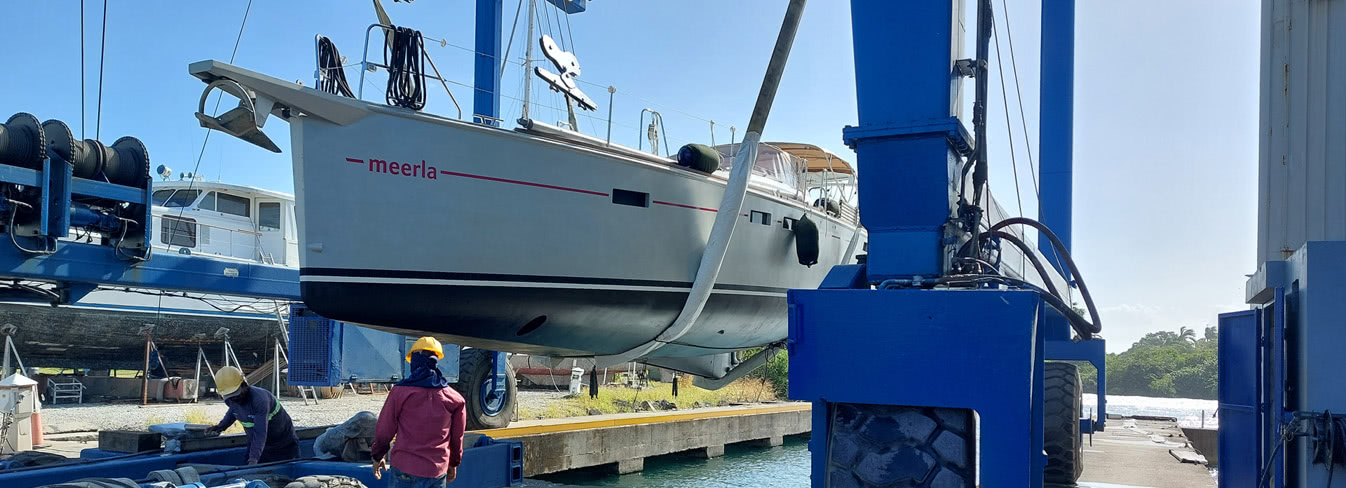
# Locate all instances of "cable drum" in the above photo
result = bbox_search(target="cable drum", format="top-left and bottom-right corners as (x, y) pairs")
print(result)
(41, 120), (92, 178)
(102, 137), (150, 188)
(0, 113), (46, 169)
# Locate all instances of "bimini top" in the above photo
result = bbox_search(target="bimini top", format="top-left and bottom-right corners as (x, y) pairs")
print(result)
(763, 142), (854, 175)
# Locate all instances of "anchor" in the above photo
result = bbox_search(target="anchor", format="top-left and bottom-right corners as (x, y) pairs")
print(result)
(194, 78), (282, 153)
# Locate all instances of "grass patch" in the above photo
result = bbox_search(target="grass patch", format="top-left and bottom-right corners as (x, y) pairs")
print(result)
(517, 378), (780, 420)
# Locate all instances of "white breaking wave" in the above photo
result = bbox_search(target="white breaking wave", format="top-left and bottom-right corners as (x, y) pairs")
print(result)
(1085, 393), (1219, 429)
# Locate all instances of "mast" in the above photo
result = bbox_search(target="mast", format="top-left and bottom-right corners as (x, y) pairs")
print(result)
(522, 0), (536, 120)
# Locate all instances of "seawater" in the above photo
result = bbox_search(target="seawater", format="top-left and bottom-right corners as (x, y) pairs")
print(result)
(527, 395), (1216, 487)
(1086, 394), (1219, 429)
(533, 437), (811, 487)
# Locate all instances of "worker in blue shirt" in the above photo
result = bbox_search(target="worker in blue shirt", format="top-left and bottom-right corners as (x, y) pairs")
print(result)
(206, 366), (300, 464)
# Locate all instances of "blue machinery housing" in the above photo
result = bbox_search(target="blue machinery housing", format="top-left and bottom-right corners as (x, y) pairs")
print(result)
(1219, 242), (1346, 486)
(287, 303), (461, 386)
(789, 1), (1105, 486)
(0, 437), (523, 487)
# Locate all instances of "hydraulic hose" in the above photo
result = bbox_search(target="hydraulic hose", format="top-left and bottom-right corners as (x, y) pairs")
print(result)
(595, 0), (807, 367)
(990, 216), (1102, 334)
(937, 274), (1097, 338)
(986, 230), (1061, 300)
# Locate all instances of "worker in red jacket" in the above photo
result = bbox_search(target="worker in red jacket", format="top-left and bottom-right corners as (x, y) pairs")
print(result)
(372, 337), (468, 487)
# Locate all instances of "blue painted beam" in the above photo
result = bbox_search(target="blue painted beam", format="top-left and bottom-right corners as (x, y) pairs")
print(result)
(1039, 0), (1076, 277)
(0, 240), (300, 301)
(844, 0), (967, 281)
(473, 0), (503, 125)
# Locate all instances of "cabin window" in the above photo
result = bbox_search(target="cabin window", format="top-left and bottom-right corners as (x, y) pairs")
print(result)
(258, 202), (282, 231)
(160, 216), (197, 247)
(154, 189), (200, 207)
(751, 210), (771, 225)
(783, 217), (797, 230)
(611, 189), (649, 208)
(203, 192), (252, 217)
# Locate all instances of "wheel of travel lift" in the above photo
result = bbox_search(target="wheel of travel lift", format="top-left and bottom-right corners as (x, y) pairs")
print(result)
(825, 403), (976, 487)
(1043, 361), (1084, 484)
(282, 475), (368, 488)
(452, 348), (517, 430)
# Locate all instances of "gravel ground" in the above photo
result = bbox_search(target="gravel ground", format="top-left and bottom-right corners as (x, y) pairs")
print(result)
(41, 390), (571, 433)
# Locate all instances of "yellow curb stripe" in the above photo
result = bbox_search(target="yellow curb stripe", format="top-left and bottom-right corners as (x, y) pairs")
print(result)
(475, 403), (811, 438)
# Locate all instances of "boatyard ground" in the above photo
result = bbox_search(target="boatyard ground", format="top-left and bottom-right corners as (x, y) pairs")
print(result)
(35, 380), (778, 454)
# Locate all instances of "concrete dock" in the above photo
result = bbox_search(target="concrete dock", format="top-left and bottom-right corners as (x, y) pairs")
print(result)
(1078, 418), (1216, 488)
(478, 403), (810, 476)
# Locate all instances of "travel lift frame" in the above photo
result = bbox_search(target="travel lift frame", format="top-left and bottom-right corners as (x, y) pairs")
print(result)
(0, 114), (523, 488)
(788, 1), (1105, 487)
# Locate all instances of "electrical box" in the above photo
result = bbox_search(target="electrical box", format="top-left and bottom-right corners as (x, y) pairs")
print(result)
(288, 304), (458, 387)
(0, 373), (38, 453)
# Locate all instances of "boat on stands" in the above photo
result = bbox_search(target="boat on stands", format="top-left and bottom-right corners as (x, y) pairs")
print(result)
(0, 179), (297, 371)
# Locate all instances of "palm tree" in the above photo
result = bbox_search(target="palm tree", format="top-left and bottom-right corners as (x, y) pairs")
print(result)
(1178, 326), (1197, 346)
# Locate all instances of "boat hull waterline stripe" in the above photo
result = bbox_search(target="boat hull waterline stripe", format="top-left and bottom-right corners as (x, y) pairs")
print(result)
(299, 268), (788, 297)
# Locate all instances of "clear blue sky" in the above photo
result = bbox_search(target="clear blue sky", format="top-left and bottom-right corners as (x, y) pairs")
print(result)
(1, 1), (1259, 352)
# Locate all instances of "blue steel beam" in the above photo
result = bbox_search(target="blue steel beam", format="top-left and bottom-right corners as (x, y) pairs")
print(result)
(0, 240), (299, 301)
(473, 0), (503, 125)
(1039, 0), (1075, 277)
(842, 0), (970, 281)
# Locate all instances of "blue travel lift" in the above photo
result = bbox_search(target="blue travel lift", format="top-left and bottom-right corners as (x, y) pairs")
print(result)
(788, 1), (1106, 486)
(0, 114), (523, 486)
(0, 118), (519, 488)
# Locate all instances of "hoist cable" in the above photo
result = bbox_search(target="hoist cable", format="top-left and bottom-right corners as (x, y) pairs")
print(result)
(1000, 0), (1040, 200)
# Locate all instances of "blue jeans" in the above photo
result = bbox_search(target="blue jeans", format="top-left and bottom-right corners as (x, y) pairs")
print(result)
(386, 467), (447, 488)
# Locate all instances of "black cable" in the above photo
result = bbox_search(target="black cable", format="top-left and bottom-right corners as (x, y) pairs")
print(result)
(936, 273), (1096, 338)
(986, 230), (1062, 300)
(385, 26), (427, 110)
(95, 0), (107, 140)
(317, 37), (354, 98)
(989, 217), (1102, 333)
(968, 0), (993, 258)
(5, 200), (55, 255)
(80, 0), (86, 139)
(999, 0), (1040, 200)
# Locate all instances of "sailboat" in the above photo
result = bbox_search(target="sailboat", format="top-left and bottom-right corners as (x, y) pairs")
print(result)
(188, 0), (861, 381)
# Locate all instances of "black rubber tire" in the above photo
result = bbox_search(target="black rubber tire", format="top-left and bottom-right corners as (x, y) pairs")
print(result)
(825, 403), (975, 487)
(282, 475), (367, 488)
(1044, 361), (1084, 484)
(1, 450), (68, 468)
(37, 479), (139, 488)
(452, 348), (517, 430)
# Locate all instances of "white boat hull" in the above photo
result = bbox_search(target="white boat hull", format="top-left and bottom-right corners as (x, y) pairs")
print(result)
(188, 61), (866, 373)
(291, 108), (861, 360)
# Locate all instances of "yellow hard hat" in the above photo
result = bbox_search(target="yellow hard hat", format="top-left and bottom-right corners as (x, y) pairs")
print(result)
(407, 336), (445, 362)
(215, 366), (245, 398)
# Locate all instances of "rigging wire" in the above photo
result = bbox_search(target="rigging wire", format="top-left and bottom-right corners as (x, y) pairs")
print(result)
(94, 0), (107, 140)
(160, 0), (254, 328)
(562, 0), (577, 56)
(992, 18), (1024, 219)
(499, 0), (525, 79)
(999, 0), (1040, 200)
(80, 0), (86, 139)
